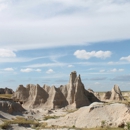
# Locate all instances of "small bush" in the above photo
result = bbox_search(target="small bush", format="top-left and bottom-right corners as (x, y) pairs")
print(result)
(0, 116), (39, 129)
(101, 120), (106, 128)
(125, 122), (130, 130)
(0, 122), (10, 129)
(43, 115), (59, 120)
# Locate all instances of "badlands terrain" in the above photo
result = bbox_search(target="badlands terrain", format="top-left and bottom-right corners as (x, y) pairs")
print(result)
(0, 71), (130, 130)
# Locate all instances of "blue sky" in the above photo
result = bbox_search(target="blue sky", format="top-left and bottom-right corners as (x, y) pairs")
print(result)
(0, 0), (130, 91)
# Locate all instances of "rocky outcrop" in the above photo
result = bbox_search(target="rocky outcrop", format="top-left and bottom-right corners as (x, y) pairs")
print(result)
(13, 71), (100, 109)
(103, 85), (124, 101)
(0, 88), (14, 94)
(47, 103), (130, 128)
(111, 85), (124, 100)
(88, 88), (101, 100)
(0, 100), (25, 114)
(103, 91), (111, 100)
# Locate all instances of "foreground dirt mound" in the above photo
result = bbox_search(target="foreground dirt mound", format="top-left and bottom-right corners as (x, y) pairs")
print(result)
(103, 85), (124, 101)
(47, 102), (130, 128)
(0, 100), (25, 114)
(0, 87), (14, 94)
(13, 71), (100, 109)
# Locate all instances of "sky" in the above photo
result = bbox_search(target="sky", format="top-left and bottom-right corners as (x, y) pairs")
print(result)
(0, 0), (130, 91)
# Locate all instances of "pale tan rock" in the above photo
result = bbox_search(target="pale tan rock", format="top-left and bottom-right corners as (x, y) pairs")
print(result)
(13, 71), (100, 109)
(110, 85), (124, 101)
(43, 84), (51, 93)
(47, 103), (130, 128)
(102, 85), (124, 101)
(45, 86), (68, 109)
(0, 100), (25, 114)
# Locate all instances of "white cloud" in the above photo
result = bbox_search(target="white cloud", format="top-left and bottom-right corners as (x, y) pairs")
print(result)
(0, 0), (130, 50)
(0, 2), (8, 12)
(100, 69), (105, 73)
(95, 82), (100, 85)
(110, 68), (124, 72)
(46, 69), (54, 74)
(35, 69), (41, 72)
(119, 69), (124, 72)
(20, 68), (42, 72)
(4, 68), (14, 71)
(110, 68), (117, 72)
(68, 65), (74, 68)
(20, 68), (33, 72)
(0, 48), (16, 57)
(74, 50), (112, 60)
(120, 55), (130, 62)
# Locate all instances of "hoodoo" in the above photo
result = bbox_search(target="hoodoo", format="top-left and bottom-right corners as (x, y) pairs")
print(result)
(103, 85), (124, 101)
(13, 71), (100, 109)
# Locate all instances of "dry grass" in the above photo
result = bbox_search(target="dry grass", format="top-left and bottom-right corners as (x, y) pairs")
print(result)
(81, 128), (124, 130)
(66, 109), (78, 113)
(0, 116), (40, 129)
(43, 115), (60, 120)
(0, 94), (12, 99)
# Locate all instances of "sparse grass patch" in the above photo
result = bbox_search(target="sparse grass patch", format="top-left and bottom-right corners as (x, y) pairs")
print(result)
(0, 116), (40, 129)
(43, 115), (60, 120)
(81, 128), (124, 130)
(0, 121), (11, 129)
(66, 109), (77, 113)
(0, 94), (12, 99)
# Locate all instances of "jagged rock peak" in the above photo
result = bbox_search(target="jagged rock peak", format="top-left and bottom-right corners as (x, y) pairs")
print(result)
(13, 71), (100, 109)
(102, 84), (124, 101)
(69, 71), (77, 84)
(110, 84), (124, 101)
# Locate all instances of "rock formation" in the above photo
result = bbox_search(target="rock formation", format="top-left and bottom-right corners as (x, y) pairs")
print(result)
(12, 71), (100, 109)
(103, 85), (124, 101)
(0, 100), (25, 114)
(0, 87), (14, 94)
(110, 85), (124, 100)
(88, 88), (101, 100)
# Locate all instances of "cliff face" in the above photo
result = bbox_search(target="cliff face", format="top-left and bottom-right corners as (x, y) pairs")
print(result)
(13, 71), (100, 109)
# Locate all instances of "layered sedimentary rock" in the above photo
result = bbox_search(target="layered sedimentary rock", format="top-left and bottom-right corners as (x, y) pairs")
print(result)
(88, 88), (101, 100)
(13, 71), (100, 109)
(103, 85), (124, 101)
(0, 100), (25, 114)
(0, 88), (14, 94)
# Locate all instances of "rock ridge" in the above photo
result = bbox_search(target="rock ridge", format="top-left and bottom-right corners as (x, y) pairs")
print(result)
(13, 71), (100, 109)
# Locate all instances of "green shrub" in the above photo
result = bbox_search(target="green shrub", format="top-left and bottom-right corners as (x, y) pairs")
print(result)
(0, 122), (10, 129)
(125, 122), (130, 130)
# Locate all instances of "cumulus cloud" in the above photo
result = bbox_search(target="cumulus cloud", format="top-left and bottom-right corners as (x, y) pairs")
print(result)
(95, 82), (100, 85)
(3, 68), (14, 71)
(68, 65), (74, 68)
(110, 68), (117, 72)
(20, 68), (33, 72)
(120, 55), (130, 62)
(110, 68), (124, 72)
(74, 50), (112, 60)
(35, 69), (41, 72)
(46, 69), (54, 74)
(0, 48), (16, 57)
(118, 69), (124, 72)
(20, 68), (41, 72)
